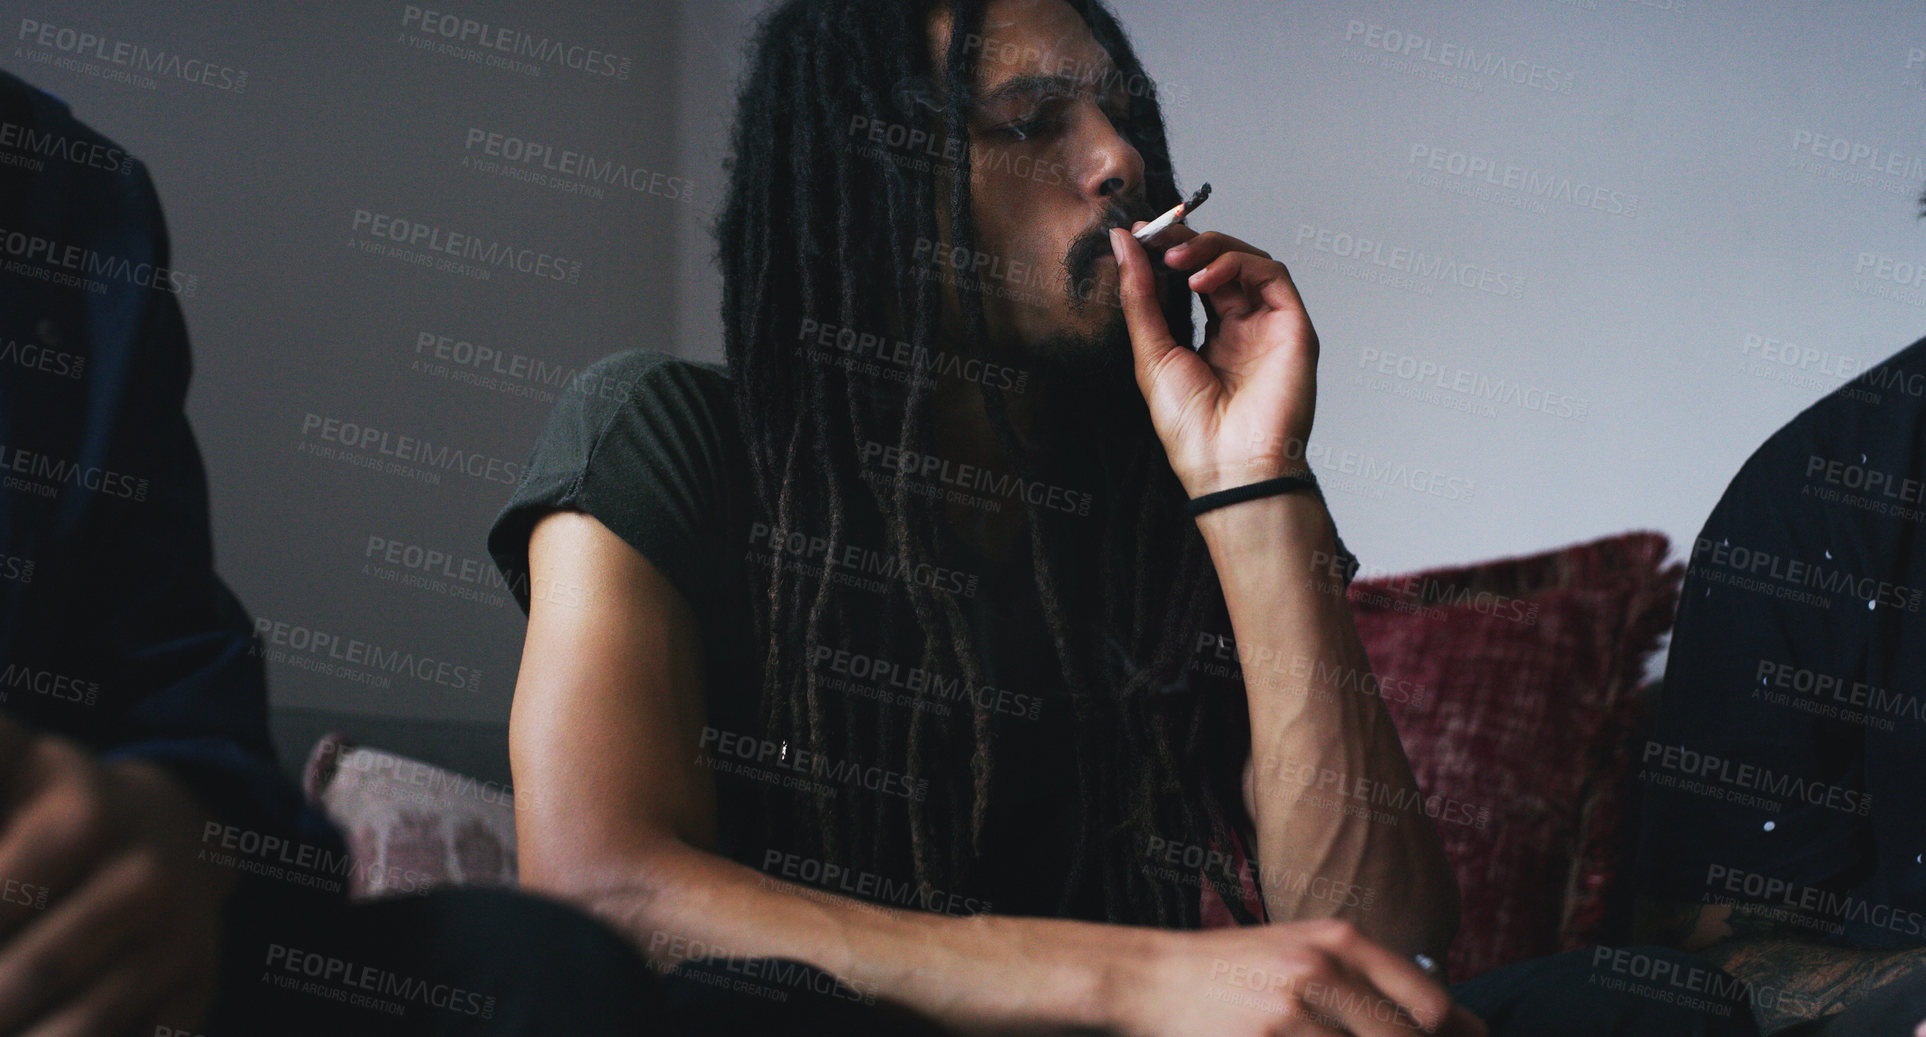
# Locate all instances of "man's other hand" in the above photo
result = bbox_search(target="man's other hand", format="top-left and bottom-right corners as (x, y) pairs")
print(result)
(1115, 917), (1488, 1037)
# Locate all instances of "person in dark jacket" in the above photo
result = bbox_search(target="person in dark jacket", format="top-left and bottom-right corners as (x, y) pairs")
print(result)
(0, 70), (651, 1036)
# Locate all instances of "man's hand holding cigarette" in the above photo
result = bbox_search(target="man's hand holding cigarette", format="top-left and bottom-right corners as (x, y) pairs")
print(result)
(1108, 209), (1319, 502)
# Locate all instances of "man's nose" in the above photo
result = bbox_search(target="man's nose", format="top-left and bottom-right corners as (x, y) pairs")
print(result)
(1079, 109), (1143, 204)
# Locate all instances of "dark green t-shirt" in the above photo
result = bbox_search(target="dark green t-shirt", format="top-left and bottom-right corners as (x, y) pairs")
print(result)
(486, 348), (1101, 919)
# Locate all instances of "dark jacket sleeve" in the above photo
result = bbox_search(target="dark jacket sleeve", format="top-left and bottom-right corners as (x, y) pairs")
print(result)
(0, 76), (339, 860)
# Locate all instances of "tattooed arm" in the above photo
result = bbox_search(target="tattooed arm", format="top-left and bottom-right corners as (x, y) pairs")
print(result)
(1635, 897), (1926, 1034)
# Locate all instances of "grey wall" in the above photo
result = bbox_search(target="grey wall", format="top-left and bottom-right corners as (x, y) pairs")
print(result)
(6, 1), (693, 777)
(9, 0), (1924, 773)
(674, 0), (1926, 581)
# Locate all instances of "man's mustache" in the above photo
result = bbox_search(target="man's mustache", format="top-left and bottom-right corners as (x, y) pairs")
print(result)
(1064, 203), (1152, 288)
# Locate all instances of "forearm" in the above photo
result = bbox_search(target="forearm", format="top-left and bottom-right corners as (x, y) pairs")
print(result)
(1700, 939), (1926, 1033)
(1197, 493), (1456, 959)
(560, 837), (1133, 1033)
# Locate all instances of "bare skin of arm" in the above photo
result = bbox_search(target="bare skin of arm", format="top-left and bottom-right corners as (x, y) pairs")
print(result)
(1636, 896), (1926, 1033)
(1213, 491), (1458, 963)
(510, 508), (1483, 1037)
(1113, 223), (1458, 964)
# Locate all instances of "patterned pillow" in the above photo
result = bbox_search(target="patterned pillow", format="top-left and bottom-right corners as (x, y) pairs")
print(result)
(1199, 532), (1679, 982)
(302, 733), (519, 898)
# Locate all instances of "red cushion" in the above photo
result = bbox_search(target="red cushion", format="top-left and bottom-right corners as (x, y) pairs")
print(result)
(1198, 532), (1678, 982)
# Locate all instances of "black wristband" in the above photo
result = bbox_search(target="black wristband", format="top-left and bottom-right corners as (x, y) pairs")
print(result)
(1184, 473), (1320, 517)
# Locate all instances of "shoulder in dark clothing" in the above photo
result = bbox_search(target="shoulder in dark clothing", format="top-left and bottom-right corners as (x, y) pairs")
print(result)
(1640, 332), (1926, 948)
(0, 69), (337, 858)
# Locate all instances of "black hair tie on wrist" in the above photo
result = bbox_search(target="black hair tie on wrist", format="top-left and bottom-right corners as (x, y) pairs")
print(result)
(1184, 473), (1320, 517)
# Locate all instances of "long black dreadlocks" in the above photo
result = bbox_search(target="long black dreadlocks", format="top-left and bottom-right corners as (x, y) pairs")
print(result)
(715, 0), (1258, 928)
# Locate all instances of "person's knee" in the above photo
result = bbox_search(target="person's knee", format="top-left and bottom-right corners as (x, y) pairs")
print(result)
(1457, 946), (1759, 1037)
(414, 885), (647, 978)
(357, 885), (656, 1034)
(1574, 945), (1759, 1036)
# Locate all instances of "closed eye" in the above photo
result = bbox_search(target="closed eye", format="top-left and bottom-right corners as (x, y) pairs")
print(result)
(998, 116), (1058, 141)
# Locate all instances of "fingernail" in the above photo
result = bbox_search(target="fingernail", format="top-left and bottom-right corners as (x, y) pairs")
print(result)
(1108, 228), (1124, 257)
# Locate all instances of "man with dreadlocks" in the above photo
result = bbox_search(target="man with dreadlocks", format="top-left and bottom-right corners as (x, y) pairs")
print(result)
(487, 1), (1758, 1034)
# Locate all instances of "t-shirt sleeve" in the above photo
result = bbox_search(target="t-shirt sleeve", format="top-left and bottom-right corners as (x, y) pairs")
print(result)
(487, 349), (737, 621)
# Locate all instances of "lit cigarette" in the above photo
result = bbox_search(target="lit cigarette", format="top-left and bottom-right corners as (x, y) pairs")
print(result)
(1132, 182), (1212, 242)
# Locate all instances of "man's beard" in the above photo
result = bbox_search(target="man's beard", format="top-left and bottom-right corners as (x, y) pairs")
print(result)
(1033, 212), (1152, 393)
(1029, 305), (1134, 388)
(1025, 299), (1155, 458)
(990, 204), (1175, 440)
